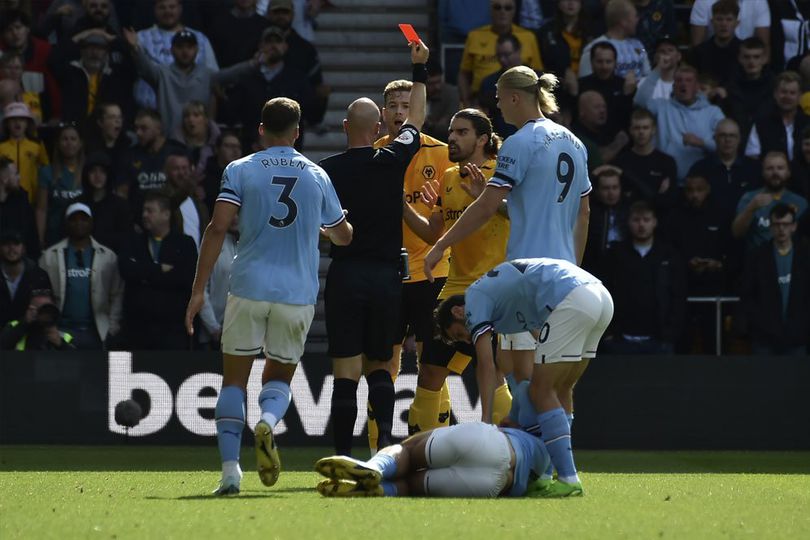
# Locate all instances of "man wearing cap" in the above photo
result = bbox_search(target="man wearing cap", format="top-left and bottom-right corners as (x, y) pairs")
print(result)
(124, 26), (260, 135)
(0, 101), (49, 204)
(638, 36), (681, 101)
(132, 0), (219, 111)
(0, 229), (51, 329)
(39, 202), (123, 350)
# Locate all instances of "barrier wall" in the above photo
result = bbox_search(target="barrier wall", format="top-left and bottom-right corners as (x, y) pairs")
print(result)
(1, 351), (808, 449)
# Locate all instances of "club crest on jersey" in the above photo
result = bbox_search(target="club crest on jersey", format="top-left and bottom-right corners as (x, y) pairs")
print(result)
(422, 165), (436, 179)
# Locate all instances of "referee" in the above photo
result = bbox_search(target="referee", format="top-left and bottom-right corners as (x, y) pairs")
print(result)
(319, 40), (429, 456)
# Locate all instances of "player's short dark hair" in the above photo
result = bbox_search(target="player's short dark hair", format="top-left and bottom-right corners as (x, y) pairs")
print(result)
(434, 294), (466, 339)
(712, 0), (739, 17)
(0, 9), (31, 32)
(261, 97), (301, 135)
(630, 107), (656, 126)
(383, 80), (413, 104)
(629, 199), (656, 217)
(591, 41), (617, 61)
(143, 190), (172, 212)
(496, 33), (521, 52)
(740, 37), (766, 51)
(451, 108), (501, 158)
(770, 203), (796, 222)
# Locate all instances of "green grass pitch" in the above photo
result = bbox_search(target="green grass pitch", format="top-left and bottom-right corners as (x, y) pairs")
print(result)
(1, 446), (809, 539)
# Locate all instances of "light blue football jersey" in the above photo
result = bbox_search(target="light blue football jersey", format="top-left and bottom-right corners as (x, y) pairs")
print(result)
(489, 119), (591, 263)
(216, 146), (345, 305)
(501, 427), (550, 497)
(464, 258), (598, 343)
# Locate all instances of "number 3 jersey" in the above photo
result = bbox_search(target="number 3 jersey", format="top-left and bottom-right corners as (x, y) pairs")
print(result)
(465, 258), (598, 343)
(488, 119), (592, 264)
(217, 146), (345, 305)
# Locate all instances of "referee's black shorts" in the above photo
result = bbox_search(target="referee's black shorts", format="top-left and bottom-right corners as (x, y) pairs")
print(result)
(325, 259), (402, 362)
(397, 278), (446, 343)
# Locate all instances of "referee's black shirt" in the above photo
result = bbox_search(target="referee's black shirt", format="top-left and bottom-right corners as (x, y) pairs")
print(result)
(319, 124), (421, 263)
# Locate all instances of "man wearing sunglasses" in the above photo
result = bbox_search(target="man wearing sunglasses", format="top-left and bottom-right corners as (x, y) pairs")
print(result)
(458, 0), (543, 108)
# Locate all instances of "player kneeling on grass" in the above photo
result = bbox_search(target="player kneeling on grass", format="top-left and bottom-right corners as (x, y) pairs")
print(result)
(315, 421), (549, 498)
(440, 257), (612, 497)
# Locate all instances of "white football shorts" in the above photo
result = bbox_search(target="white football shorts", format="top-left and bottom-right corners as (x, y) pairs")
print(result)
(499, 331), (537, 351)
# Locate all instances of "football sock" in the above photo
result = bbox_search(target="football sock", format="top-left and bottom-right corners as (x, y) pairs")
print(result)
(438, 380), (451, 427)
(366, 369), (395, 446)
(331, 378), (358, 456)
(258, 380), (291, 428)
(215, 385), (245, 465)
(366, 451), (397, 479)
(408, 385), (442, 433)
(367, 402), (378, 452)
(505, 372), (517, 390)
(381, 481), (398, 497)
(492, 383), (512, 425)
(537, 407), (579, 484)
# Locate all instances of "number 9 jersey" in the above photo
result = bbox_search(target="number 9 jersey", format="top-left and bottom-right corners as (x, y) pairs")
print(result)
(217, 146), (345, 306)
(487, 119), (591, 264)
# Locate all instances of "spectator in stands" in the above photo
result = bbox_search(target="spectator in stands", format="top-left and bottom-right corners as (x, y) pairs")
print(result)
(745, 71), (809, 161)
(0, 9), (61, 119)
(164, 152), (207, 250)
(458, 0), (543, 107)
(601, 200), (686, 354)
(202, 130), (242, 214)
(225, 26), (313, 148)
(733, 151), (808, 249)
(536, 0), (597, 97)
(610, 107), (677, 211)
(438, 0), (491, 43)
(51, 32), (135, 127)
(0, 52), (48, 122)
(174, 100), (218, 189)
(578, 41), (636, 137)
(0, 102), (47, 204)
(662, 173), (731, 352)
(0, 77), (22, 123)
(724, 37), (774, 141)
(125, 28), (258, 137)
(741, 203), (809, 355)
(208, 0), (269, 68)
(117, 108), (183, 209)
(78, 152), (131, 253)
(479, 34), (526, 138)
(689, 118), (761, 220)
(267, 0), (329, 126)
(132, 0), (219, 110)
(579, 0), (650, 79)
(634, 0), (677, 61)
(39, 202), (122, 349)
(0, 228), (50, 328)
(118, 190), (196, 350)
(83, 102), (130, 174)
(0, 290), (74, 350)
(638, 36), (681, 100)
(572, 90), (627, 170)
(36, 123), (85, 249)
(198, 213), (238, 349)
(0, 157), (38, 258)
(582, 167), (628, 273)
(635, 64), (726, 180)
(690, 0), (770, 48)
(423, 62), (459, 142)
(768, 0), (808, 69)
(791, 126), (810, 198)
(688, 0), (741, 86)
(37, 0), (120, 45)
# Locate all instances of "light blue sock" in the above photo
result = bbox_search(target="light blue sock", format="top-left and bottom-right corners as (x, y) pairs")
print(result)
(215, 385), (246, 464)
(381, 481), (398, 497)
(258, 380), (292, 428)
(537, 407), (578, 483)
(505, 373), (517, 390)
(367, 452), (397, 479)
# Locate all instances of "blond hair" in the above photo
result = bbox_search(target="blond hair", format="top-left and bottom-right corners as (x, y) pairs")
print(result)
(496, 66), (559, 115)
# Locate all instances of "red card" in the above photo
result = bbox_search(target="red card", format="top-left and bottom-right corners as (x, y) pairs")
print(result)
(398, 23), (421, 44)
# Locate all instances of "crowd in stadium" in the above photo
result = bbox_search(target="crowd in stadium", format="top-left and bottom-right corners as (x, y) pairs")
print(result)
(0, 0), (809, 356)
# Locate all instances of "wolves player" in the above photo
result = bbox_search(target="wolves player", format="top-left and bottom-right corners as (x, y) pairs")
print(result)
(185, 97), (353, 495)
(402, 108), (514, 432)
(315, 421), (550, 498)
(435, 258), (613, 497)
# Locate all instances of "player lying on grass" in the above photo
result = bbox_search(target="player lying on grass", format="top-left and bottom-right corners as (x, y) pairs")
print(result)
(436, 257), (613, 497)
(315, 421), (549, 498)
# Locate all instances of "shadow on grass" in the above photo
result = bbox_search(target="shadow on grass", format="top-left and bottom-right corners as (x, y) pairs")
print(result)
(145, 494), (284, 501)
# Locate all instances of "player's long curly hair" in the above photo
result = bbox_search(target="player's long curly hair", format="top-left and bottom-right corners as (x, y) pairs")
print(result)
(451, 109), (501, 159)
(497, 66), (559, 116)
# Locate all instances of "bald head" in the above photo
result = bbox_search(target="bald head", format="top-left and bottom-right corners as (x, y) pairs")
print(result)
(578, 90), (607, 128)
(346, 98), (380, 130)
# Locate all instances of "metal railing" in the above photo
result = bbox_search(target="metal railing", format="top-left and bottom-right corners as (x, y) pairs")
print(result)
(686, 296), (741, 356)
